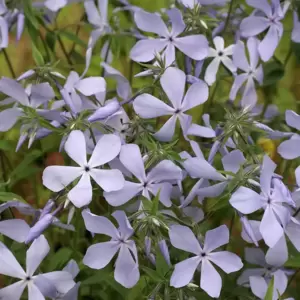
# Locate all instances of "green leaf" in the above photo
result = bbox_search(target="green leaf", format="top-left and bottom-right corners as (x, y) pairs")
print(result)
(32, 42), (45, 66)
(0, 140), (15, 151)
(23, 0), (39, 29)
(47, 248), (72, 271)
(263, 61), (284, 86)
(9, 150), (43, 185)
(58, 30), (86, 48)
(0, 192), (26, 203)
(155, 245), (170, 277)
(125, 276), (148, 300)
(45, 31), (57, 52)
(151, 190), (160, 215)
(264, 277), (274, 300)
(141, 266), (164, 282)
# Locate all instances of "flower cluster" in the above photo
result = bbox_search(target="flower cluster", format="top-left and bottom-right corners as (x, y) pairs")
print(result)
(0, 0), (300, 299)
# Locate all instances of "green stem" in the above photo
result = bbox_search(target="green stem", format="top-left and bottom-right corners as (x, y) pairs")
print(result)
(287, 268), (300, 288)
(223, 0), (235, 35)
(3, 49), (16, 78)
(284, 46), (293, 67)
(89, 127), (97, 146)
(57, 35), (73, 66)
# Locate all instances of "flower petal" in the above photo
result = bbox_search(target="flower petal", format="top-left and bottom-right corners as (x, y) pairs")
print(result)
(200, 260), (222, 298)
(39, 271), (75, 294)
(154, 115), (178, 142)
(174, 35), (209, 60)
(260, 155), (276, 196)
(65, 130), (87, 167)
(249, 276), (267, 299)
(88, 134), (121, 167)
(28, 283), (46, 300)
(26, 235), (50, 276)
(104, 181), (142, 206)
(147, 160), (182, 183)
(209, 251), (243, 273)
(90, 169), (124, 192)
(229, 186), (262, 214)
(221, 150), (245, 173)
(114, 244), (140, 288)
(187, 124), (216, 138)
(0, 77), (28, 105)
(83, 242), (120, 269)
(170, 256), (200, 288)
(258, 25), (280, 62)
(246, 0), (272, 16)
(0, 108), (23, 132)
(75, 77), (106, 96)
(42, 166), (82, 192)
(233, 41), (249, 72)
(260, 206), (284, 247)
(278, 138), (300, 159)
(265, 235), (288, 267)
(0, 281), (27, 300)
(240, 16), (270, 37)
(229, 74), (248, 100)
(0, 242), (26, 279)
(134, 10), (169, 36)
(168, 8), (185, 37)
(182, 80), (209, 111)
(160, 67), (186, 109)
(0, 219), (30, 243)
(133, 93), (174, 118)
(183, 157), (226, 181)
(119, 144), (146, 182)
(169, 225), (202, 254)
(203, 225), (229, 253)
(130, 39), (167, 62)
(68, 173), (92, 208)
(204, 58), (221, 86)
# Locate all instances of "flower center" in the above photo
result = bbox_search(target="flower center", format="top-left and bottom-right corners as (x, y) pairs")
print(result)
(168, 36), (174, 42)
(25, 276), (31, 281)
(175, 109), (181, 114)
(218, 51), (224, 57)
(84, 166), (90, 172)
(201, 252), (206, 257)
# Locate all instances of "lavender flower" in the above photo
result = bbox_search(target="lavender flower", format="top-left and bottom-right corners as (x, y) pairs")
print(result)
(0, 78), (56, 131)
(278, 110), (300, 159)
(130, 8), (208, 65)
(170, 224), (243, 298)
(82, 209), (140, 288)
(104, 143), (182, 207)
(240, 0), (290, 61)
(230, 155), (292, 247)
(43, 130), (124, 207)
(133, 67), (208, 141)
(230, 37), (263, 108)
(0, 235), (75, 299)
(204, 36), (236, 86)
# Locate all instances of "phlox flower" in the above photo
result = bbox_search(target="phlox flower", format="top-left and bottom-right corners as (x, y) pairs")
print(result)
(170, 224), (243, 298)
(240, 0), (290, 61)
(130, 8), (208, 65)
(104, 143), (182, 207)
(230, 37), (263, 108)
(230, 155), (292, 247)
(82, 209), (139, 288)
(0, 235), (75, 299)
(43, 130), (124, 208)
(133, 67), (208, 142)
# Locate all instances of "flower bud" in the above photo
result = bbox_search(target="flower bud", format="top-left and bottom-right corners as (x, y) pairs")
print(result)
(25, 214), (54, 244)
